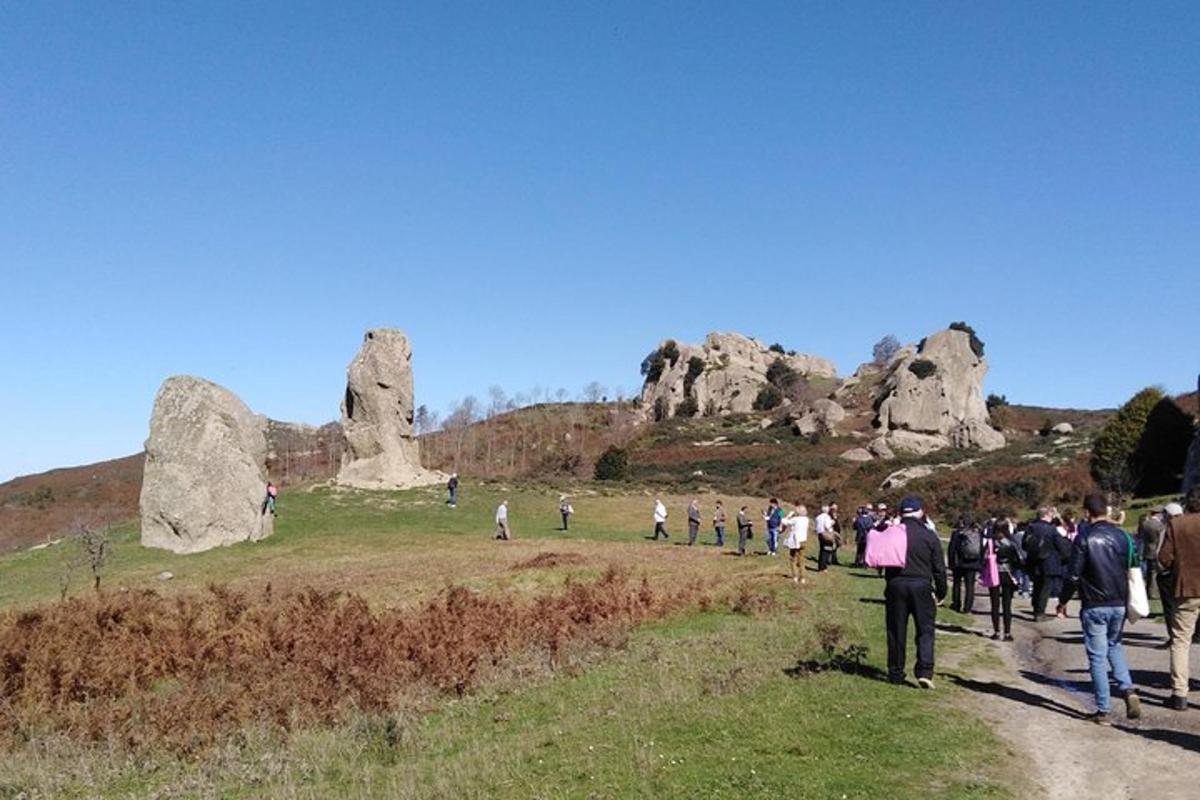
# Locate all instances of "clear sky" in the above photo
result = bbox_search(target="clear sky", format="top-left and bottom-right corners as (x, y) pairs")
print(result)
(2, 2), (1197, 481)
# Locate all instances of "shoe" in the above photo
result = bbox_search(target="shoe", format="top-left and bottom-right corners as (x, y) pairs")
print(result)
(1086, 711), (1112, 726)
(1003, 634), (1014, 642)
(1124, 690), (1142, 720)
(991, 632), (1000, 641)
(1154, 640), (1172, 650)
(793, 577), (799, 583)
(917, 677), (935, 690)
(1167, 695), (1188, 711)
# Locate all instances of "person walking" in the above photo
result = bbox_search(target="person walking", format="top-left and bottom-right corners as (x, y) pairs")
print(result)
(815, 505), (836, 571)
(1155, 489), (1200, 710)
(713, 500), (727, 548)
(687, 499), (702, 546)
(883, 496), (948, 688)
(948, 516), (984, 614)
(1024, 508), (1064, 621)
(853, 505), (875, 567)
(829, 502), (843, 566)
(762, 499), (783, 556)
(447, 473), (459, 507)
(653, 498), (669, 540)
(985, 518), (1020, 640)
(1156, 502), (1194, 648)
(559, 496), (573, 531)
(783, 504), (810, 584)
(1055, 492), (1142, 724)
(263, 482), (278, 515)
(736, 505), (752, 556)
(494, 499), (511, 540)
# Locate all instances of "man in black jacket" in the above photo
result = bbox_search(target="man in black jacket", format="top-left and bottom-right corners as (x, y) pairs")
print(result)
(1057, 493), (1142, 724)
(884, 496), (948, 689)
(1024, 508), (1063, 621)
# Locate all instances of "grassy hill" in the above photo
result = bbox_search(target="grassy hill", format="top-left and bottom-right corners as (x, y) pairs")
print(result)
(0, 484), (1018, 799)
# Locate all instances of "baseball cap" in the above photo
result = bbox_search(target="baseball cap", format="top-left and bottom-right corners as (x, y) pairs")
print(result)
(899, 496), (924, 514)
(1165, 502), (1184, 517)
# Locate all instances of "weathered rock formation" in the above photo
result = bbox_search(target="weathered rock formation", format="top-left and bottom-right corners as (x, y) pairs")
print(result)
(873, 327), (1006, 454)
(336, 329), (441, 489)
(640, 332), (837, 419)
(791, 398), (847, 437)
(140, 376), (272, 553)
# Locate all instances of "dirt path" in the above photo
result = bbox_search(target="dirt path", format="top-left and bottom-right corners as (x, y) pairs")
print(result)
(942, 604), (1200, 798)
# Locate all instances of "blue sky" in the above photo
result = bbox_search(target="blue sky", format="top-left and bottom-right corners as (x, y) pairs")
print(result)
(2, 2), (1197, 481)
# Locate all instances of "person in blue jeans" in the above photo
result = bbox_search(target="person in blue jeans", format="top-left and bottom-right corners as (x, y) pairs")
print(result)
(762, 498), (783, 557)
(1057, 492), (1142, 724)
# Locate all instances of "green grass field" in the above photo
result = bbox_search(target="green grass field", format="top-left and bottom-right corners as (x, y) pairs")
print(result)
(0, 484), (1021, 799)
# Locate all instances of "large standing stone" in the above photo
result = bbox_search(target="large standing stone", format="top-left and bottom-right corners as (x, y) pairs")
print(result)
(874, 328), (1006, 453)
(140, 376), (271, 553)
(336, 329), (441, 489)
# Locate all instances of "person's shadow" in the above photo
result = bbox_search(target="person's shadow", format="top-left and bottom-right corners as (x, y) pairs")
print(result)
(943, 673), (1085, 720)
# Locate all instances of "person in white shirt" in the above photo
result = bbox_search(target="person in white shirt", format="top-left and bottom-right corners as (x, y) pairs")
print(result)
(494, 499), (511, 540)
(783, 504), (811, 584)
(815, 505), (836, 571)
(653, 498), (669, 540)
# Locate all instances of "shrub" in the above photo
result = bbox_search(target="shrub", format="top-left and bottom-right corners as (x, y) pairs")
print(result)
(652, 397), (668, 422)
(908, 359), (937, 380)
(753, 384), (783, 411)
(682, 356), (706, 395)
(674, 396), (699, 418)
(768, 343), (786, 354)
(986, 393), (1008, 410)
(641, 349), (666, 383)
(949, 321), (985, 358)
(1131, 396), (1196, 496)
(1091, 387), (1164, 494)
(872, 335), (901, 366)
(766, 358), (798, 390)
(661, 340), (680, 367)
(594, 445), (629, 480)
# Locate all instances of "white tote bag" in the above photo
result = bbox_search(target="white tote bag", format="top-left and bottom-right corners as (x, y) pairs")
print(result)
(1126, 534), (1150, 624)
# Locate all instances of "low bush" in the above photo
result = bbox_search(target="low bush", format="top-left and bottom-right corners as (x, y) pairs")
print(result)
(593, 445), (629, 480)
(753, 384), (783, 411)
(0, 571), (702, 754)
(674, 396), (699, 418)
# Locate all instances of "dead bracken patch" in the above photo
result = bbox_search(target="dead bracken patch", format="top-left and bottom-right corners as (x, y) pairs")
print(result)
(511, 552), (587, 570)
(0, 568), (701, 754)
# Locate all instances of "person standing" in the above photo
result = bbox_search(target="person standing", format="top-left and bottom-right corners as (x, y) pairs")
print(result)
(815, 505), (836, 571)
(494, 499), (511, 540)
(713, 500), (727, 548)
(559, 496), (573, 531)
(686, 499), (702, 546)
(1155, 489), (1200, 710)
(829, 502), (843, 566)
(948, 517), (984, 614)
(853, 505), (875, 567)
(1024, 508), (1064, 621)
(447, 473), (459, 508)
(783, 504), (810, 584)
(986, 519), (1020, 641)
(1056, 492), (1142, 724)
(653, 498), (669, 540)
(263, 482), (278, 515)
(883, 496), (948, 688)
(762, 499), (783, 557)
(736, 505), (752, 556)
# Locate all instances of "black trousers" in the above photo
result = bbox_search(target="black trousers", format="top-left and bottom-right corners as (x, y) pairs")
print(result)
(818, 544), (834, 571)
(854, 538), (868, 567)
(989, 575), (1016, 634)
(687, 522), (699, 546)
(561, 512), (569, 531)
(952, 569), (978, 613)
(1031, 574), (1054, 618)
(737, 526), (750, 555)
(885, 577), (937, 681)
(653, 522), (668, 540)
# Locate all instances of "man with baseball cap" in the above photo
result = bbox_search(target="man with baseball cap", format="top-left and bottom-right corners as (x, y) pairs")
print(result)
(883, 495), (948, 689)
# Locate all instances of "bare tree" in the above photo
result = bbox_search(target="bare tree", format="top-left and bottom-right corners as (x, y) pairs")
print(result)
(487, 385), (509, 419)
(555, 387), (568, 403)
(872, 334), (901, 366)
(582, 381), (606, 403)
(414, 404), (432, 434)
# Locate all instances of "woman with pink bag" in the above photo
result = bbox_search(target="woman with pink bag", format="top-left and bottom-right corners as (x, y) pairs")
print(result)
(983, 517), (1021, 641)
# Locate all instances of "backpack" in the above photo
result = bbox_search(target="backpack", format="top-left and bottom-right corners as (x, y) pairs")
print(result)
(957, 528), (982, 562)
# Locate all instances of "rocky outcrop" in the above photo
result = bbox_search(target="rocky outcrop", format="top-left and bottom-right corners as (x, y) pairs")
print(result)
(640, 332), (837, 419)
(873, 327), (1005, 454)
(839, 448), (874, 462)
(140, 376), (272, 553)
(791, 399), (847, 437)
(1050, 422), (1074, 435)
(336, 329), (442, 490)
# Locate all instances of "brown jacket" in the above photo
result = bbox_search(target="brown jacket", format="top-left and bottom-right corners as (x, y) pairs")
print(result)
(1158, 512), (1200, 599)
